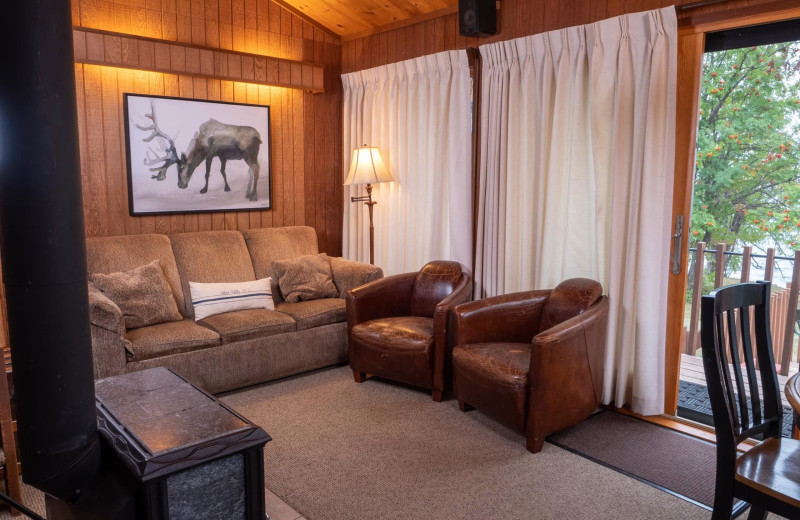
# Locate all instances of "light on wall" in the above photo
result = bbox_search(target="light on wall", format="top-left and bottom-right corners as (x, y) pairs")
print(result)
(344, 145), (394, 265)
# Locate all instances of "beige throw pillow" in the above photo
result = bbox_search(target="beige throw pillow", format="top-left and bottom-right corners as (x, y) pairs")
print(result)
(90, 260), (183, 330)
(272, 254), (339, 303)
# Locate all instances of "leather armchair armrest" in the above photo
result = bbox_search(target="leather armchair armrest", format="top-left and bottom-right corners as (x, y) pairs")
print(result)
(346, 272), (416, 329)
(87, 282), (130, 379)
(526, 297), (609, 446)
(451, 290), (550, 347)
(432, 273), (474, 394)
(330, 257), (384, 298)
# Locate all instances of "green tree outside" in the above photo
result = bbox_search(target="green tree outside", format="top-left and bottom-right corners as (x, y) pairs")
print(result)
(690, 42), (800, 296)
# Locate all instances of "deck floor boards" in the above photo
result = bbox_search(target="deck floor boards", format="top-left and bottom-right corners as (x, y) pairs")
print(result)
(679, 353), (797, 410)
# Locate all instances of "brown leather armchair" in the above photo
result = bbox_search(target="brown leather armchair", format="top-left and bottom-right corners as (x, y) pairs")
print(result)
(346, 260), (473, 401)
(451, 278), (608, 453)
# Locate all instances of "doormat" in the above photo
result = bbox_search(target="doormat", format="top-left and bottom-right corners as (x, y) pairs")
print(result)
(548, 410), (715, 509)
(677, 379), (793, 438)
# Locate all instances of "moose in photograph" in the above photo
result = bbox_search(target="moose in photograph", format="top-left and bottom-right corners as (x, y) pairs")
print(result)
(178, 119), (262, 202)
(137, 101), (263, 201)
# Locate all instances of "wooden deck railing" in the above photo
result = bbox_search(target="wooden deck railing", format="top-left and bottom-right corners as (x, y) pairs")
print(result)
(682, 242), (800, 376)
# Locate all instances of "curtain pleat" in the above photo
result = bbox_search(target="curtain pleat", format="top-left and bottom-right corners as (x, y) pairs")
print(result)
(475, 7), (677, 415)
(341, 51), (473, 275)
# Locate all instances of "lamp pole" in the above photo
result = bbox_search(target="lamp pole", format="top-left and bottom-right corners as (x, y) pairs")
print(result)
(351, 184), (377, 265)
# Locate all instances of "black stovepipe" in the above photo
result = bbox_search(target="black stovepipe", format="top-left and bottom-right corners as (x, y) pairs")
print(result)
(0, 0), (103, 505)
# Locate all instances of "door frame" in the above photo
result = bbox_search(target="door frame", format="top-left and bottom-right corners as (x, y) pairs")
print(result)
(664, 2), (800, 414)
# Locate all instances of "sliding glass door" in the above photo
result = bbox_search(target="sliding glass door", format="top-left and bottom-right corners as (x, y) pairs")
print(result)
(668, 18), (800, 433)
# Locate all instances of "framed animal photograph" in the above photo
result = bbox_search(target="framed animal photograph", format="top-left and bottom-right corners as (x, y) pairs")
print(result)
(123, 94), (271, 215)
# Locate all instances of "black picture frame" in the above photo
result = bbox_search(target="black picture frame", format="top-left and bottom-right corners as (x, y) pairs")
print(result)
(123, 93), (272, 215)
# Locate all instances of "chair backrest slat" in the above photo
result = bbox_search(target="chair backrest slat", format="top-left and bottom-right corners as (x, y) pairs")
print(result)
(701, 281), (783, 447)
(738, 307), (762, 426)
(725, 308), (750, 429)
(753, 292), (783, 433)
(713, 313), (740, 432)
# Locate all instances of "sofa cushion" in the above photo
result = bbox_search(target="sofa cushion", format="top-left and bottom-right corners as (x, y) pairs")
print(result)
(275, 298), (346, 330)
(190, 278), (275, 321)
(126, 319), (221, 361)
(272, 254), (339, 303)
(242, 227), (319, 280)
(198, 309), (296, 343)
(86, 234), (186, 317)
(90, 260), (183, 330)
(170, 231), (256, 319)
(329, 257), (384, 298)
(243, 227), (320, 305)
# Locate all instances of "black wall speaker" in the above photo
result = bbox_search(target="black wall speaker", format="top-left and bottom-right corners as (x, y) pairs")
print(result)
(458, 0), (497, 37)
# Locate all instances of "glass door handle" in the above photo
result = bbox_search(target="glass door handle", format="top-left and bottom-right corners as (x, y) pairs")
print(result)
(671, 214), (684, 275)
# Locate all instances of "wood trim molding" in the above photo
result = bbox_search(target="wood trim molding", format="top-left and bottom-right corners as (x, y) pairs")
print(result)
(678, 1), (800, 34)
(72, 27), (325, 93)
(665, 31), (705, 415)
(342, 5), (460, 43)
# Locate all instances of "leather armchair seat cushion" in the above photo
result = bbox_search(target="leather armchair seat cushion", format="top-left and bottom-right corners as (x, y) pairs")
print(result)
(349, 316), (434, 388)
(452, 343), (531, 389)
(351, 317), (434, 353)
(453, 343), (531, 433)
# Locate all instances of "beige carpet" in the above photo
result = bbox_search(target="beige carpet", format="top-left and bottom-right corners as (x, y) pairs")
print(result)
(0, 366), (784, 519)
(0, 481), (45, 519)
(220, 366), (717, 520)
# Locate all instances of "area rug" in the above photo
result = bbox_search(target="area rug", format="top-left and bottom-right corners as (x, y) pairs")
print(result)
(221, 366), (710, 520)
(547, 410), (715, 508)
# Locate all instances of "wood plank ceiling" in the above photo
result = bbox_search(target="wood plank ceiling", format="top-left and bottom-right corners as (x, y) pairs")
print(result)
(275, 0), (458, 39)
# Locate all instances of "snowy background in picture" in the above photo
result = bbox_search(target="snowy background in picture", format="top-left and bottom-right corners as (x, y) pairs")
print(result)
(125, 94), (270, 214)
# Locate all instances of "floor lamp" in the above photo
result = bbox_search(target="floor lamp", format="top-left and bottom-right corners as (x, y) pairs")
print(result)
(344, 145), (394, 265)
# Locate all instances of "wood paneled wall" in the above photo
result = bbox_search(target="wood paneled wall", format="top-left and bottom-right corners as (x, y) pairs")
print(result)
(72, 0), (343, 255)
(342, 0), (794, 73)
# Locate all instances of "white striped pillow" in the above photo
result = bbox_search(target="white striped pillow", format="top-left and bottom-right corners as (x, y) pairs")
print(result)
(189, 278), (275, 321)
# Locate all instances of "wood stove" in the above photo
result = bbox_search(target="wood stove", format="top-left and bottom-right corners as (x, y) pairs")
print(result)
(93, 368), (271, 520)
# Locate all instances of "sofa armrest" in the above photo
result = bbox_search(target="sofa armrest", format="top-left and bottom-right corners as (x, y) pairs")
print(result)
(330, 257), (384, 298)
(88, 282), (125, 334)
(346, 272), (416, 329)
(432, 273), (473, 393)
(526, 297), (609, 445)
(87, 283), (130, 379)
(451, 290), (550, 347)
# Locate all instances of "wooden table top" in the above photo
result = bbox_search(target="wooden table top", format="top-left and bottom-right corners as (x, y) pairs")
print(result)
(786, 373), (800, 440)
(95, 367), (271, 482)
(787, 373), (800, 415)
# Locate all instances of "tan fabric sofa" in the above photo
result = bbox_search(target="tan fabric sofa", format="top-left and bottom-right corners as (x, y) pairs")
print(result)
(85, 226), (382, 393)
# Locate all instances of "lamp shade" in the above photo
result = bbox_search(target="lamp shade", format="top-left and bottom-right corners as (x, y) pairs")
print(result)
(344, 146), (394, 186)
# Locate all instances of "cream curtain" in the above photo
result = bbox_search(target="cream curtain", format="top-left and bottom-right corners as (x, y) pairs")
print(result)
(475, 7), (677, 415)
(342, 50), (473, 275)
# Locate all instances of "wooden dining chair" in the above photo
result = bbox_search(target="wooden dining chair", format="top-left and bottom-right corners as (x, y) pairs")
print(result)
(701, 281), (800, 520)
